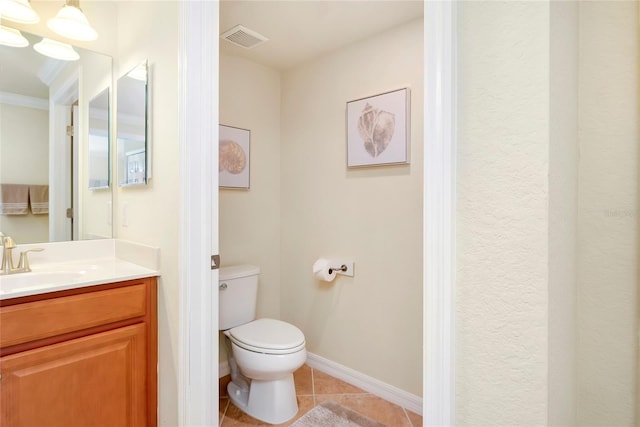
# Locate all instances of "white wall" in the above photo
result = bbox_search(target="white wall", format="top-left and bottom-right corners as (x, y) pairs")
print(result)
(280, 19), (424, 396)
(576, 2), (639, 424)
(548, 1), (578, 425)
(115, 2), (180, 425)
(0, 104), (49, 243)
(456, 2), (551, 424)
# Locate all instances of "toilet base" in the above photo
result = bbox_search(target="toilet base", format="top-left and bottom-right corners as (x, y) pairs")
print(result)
(227, 373), (298, 424)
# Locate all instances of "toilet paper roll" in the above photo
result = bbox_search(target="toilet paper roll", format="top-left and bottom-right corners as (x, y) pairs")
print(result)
(313, 258), (337, 282)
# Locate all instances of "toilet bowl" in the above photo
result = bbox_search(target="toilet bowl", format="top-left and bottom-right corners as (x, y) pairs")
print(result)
(219, 265), (307, 424)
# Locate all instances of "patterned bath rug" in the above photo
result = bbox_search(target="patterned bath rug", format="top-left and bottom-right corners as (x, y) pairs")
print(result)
(290, 401), (387, 427)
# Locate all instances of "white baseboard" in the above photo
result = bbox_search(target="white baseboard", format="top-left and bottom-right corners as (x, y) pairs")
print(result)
(305, 353), (422, 415)
(218, 352), (422, 415)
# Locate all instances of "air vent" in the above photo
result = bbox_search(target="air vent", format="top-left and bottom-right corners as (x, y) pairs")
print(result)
(221, 25), (268, 49)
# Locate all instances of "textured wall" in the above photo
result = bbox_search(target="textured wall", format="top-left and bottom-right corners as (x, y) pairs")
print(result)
(456, 2), (551, 424)
(576, 2), (639, 424)
(280, 19), (424, 396)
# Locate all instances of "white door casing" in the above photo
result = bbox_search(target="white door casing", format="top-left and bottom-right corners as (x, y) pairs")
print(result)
(178, 1), (219, 426)
(177, 1), (456, 425)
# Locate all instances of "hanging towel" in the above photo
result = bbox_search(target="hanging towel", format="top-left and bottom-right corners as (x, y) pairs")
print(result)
(29, 185), (49, 215)
(0, 184), (29, 215)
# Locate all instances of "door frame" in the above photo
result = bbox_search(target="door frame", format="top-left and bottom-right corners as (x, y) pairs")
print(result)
(178, 1), (218, 426)
(49, 72), (79, 242)
(424, 1), (457, 425)
(177, 1), (456, 425)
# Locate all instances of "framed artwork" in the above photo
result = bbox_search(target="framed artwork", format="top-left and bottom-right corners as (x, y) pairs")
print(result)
(219, 124), (250, 189)
(346, 87), (410, 168)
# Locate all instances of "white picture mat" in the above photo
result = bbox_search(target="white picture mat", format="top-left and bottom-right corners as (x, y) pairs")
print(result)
(346, 88), (409, 167)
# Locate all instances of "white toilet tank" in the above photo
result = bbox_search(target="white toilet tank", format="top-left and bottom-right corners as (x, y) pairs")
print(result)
(219, 264), (260, 330)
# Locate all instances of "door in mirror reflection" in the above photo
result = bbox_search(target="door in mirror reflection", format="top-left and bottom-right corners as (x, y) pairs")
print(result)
(117, 61), (149, 187)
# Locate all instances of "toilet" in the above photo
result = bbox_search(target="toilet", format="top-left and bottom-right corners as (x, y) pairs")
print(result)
(219, 265), (307, 424)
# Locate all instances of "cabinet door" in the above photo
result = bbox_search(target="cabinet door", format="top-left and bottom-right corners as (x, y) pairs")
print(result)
(1, 324), (146, 427)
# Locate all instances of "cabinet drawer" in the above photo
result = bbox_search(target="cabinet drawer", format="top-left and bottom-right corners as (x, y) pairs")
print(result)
(0, 284), (146, 349)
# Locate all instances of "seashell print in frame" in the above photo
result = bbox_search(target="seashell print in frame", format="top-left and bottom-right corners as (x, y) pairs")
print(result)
(346, 88), (410, 168)
(219, 124), (250, 189)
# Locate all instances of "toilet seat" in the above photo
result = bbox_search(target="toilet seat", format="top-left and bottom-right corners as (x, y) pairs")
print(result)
(229, 318), (305, 355)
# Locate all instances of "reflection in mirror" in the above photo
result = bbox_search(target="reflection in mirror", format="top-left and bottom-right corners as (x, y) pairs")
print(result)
(117, 61), (149, 187)
(0, 29), (113, 244)
(88, 89), (110, 190)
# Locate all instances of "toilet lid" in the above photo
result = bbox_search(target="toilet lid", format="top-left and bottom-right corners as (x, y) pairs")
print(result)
(229, 318), (305, 355)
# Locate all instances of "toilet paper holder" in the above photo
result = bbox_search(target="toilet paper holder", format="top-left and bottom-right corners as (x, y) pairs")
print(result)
(328, 264), (348, 275)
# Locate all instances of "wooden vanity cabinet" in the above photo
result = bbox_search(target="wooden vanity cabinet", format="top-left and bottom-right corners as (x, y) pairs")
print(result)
(0, 277), (157, 427)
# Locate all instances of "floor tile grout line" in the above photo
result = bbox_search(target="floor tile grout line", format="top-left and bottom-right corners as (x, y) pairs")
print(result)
(220, 398), (229, 426)
(401, 407), (413, 426)
(310, 367), (316, 406)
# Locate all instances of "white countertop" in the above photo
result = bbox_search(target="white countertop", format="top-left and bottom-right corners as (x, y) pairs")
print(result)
(0, 240), (159, 300)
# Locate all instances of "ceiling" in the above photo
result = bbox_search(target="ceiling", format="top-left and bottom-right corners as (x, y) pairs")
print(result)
(219, 0), (424, 70)
(1, 1), (423, 100)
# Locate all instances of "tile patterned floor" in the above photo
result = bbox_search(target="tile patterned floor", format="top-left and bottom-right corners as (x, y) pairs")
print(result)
(219, 364), (423, 426)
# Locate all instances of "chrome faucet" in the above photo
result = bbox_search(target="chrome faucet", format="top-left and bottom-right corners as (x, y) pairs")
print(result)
(0, 232), (43, 275)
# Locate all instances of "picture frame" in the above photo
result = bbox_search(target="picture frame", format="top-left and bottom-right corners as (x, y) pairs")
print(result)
(219, 124), (250, 189)
(346, 87), (410, 168)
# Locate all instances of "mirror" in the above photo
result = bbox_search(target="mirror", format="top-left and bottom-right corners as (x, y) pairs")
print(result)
(117, 61), (149, 187)
(88, 89), (110, 190)
(0, 29), (113, 244)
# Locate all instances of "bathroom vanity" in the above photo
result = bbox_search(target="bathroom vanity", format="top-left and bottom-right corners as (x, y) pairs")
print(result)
(0, 240), (159, 427)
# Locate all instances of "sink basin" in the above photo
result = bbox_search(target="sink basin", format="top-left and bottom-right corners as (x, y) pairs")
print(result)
(0, 271), (85, 295)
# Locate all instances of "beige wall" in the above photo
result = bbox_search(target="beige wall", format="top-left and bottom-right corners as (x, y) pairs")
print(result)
(218, 53), (282, 361)
(0, 104), (49, 243)
(548, 1), (578, 425)
(576, 2), (639, 424)
(456, 2), (551, 424)
(219, 54), (282, 319)
(115, 2), (180, 425)
(280, 19), (424, 396)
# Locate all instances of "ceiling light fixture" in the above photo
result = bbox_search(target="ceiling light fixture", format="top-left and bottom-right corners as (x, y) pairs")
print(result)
(47, 0), (97, 42)
(0, 25), (28, 47)
(0, 0), (40, 24)
(34, 37), (79, 61)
